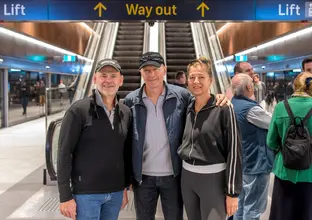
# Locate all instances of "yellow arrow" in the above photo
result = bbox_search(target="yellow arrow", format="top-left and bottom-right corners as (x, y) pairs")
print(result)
(196, 2), (209, 17)
(94, 2), (107, 17)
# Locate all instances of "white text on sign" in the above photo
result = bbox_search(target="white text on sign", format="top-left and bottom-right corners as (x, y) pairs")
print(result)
(278, 4), (300, 16)
(4, 4), (26, 16)
(126, 4), (177, 18)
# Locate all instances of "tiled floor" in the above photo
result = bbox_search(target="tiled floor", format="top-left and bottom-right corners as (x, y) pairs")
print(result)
(0, 112), (65, 196)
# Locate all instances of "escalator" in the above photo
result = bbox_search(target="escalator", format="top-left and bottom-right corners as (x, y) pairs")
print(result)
(165, 22), (196, 84)
(113, 22), (144, 99)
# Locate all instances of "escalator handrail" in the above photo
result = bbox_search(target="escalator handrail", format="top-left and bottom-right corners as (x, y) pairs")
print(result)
(45, 117), (63, 181)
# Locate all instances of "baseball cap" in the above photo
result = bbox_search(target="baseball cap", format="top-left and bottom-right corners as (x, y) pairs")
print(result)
(95, 59), (122, 73)
(139, 52), (165, 70)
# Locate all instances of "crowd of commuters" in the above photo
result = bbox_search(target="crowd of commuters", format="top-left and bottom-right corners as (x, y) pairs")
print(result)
(57, 53), (312, 220)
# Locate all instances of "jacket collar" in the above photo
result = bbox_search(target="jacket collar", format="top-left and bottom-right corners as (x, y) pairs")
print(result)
(187, 94), (216, 114)
(233, 95), (257, 104)
(135, 81), (176, 105)
(90, 89), (120, 107)
(89, 89), (121, 119)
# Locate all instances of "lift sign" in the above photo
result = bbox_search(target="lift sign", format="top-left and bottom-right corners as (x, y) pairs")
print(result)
(126, 4), (177, 18)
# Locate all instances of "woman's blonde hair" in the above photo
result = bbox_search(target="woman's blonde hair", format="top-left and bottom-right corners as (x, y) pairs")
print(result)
(187, 57), (213, 78)
(293, 72), (312, 96)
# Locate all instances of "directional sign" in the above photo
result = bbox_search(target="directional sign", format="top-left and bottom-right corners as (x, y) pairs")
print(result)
(196, 2), (209, 18)
(0, 0), (48, 20)
(94, 2), (107, 17)
(0, 0), (311, 21)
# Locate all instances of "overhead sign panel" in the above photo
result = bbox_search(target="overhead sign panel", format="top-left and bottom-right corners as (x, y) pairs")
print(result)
(256, 0), (308, 20)
(0, 0), (48, 20)
(0, 0), (310, 21)
(47, 0), (255, 20)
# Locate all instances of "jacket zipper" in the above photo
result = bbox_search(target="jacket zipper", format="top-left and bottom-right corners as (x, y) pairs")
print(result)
(188, 105), (214, 162)
(163, 97), (177, 177)
(189, 112), (198, 161)
(136, 103), (146, 185)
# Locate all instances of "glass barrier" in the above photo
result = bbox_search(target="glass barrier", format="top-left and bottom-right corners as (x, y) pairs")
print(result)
(45, 87), (71, 115)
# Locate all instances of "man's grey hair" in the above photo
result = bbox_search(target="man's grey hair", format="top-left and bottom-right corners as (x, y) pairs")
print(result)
(231, 73), (253, 96)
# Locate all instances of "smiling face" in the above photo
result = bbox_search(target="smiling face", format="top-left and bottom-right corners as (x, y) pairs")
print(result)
(187, 59), (213, 97)
(140, 64), (166, 90)
(93, 65), (123, 97)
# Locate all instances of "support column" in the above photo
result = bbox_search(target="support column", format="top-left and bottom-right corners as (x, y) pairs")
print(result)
(45, 72), (52, 116)
(149, 22), (159, 53)
(3, 69), (8, 127)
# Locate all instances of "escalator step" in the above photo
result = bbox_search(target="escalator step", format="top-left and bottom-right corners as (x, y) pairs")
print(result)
(119, 26), (144, 31)
(166, 48), (195, 53)
(166, 42), (194, 47)
(165, 23), (190, 28)
(118, 90), (137, 99)
(167, 59), (192, 65)
(165, 28), (191, 32)
(120, 83), (141, 90)
(119, 63), (140, 69)
(120, 22), (144, 26)
(118, 30), (144, 35)
(167, 72), (179, 79)
(120, 69), (140, 75)
(167, 65), (188, 71)
(166, 53), (196, 59)
(123, 75), (141, 83)
(115, 45), (143, 51)
(114, 56), (141, 62)
(115, 40), (143, 45)
(165, 37), (193, 42)
(113, 51), (143, 57)
(167, 79), (176, 84)
(117, 35), (143, 40)
(166, 32), (192, 37)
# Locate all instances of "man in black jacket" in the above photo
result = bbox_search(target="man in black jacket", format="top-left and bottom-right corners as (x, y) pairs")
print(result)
(57, 59), (132, 220)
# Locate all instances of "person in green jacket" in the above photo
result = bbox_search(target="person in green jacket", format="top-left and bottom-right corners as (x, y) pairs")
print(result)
(267, 72), (312, 220)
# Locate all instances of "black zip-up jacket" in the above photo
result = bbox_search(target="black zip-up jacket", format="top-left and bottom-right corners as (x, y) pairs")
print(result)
(57, 90), (132, 203)
(177, 95), (242, 197)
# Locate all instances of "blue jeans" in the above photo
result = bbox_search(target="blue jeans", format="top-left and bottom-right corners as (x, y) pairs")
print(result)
(73, 191), (123, 220)
(234, 173), (270, 220)
(133, 175), (183, 220)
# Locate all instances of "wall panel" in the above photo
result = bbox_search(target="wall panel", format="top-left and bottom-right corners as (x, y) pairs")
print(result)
(1, 22), (91, 55)
(217, 22), (309, 56)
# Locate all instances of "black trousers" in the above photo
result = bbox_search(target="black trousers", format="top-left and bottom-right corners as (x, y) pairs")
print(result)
(133, 175), (183, 220)
(269, 176), (312, 220)
(181, 168), (227, 220)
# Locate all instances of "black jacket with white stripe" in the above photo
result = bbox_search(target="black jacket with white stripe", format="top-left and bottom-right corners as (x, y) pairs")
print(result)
(177, 95), (242, 197)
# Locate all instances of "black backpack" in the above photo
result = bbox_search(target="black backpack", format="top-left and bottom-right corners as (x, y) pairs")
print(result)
(281, 99), (312, 170)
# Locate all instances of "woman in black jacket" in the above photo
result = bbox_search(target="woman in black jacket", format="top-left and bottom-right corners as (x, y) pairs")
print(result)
(177, 58), (242, 220)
